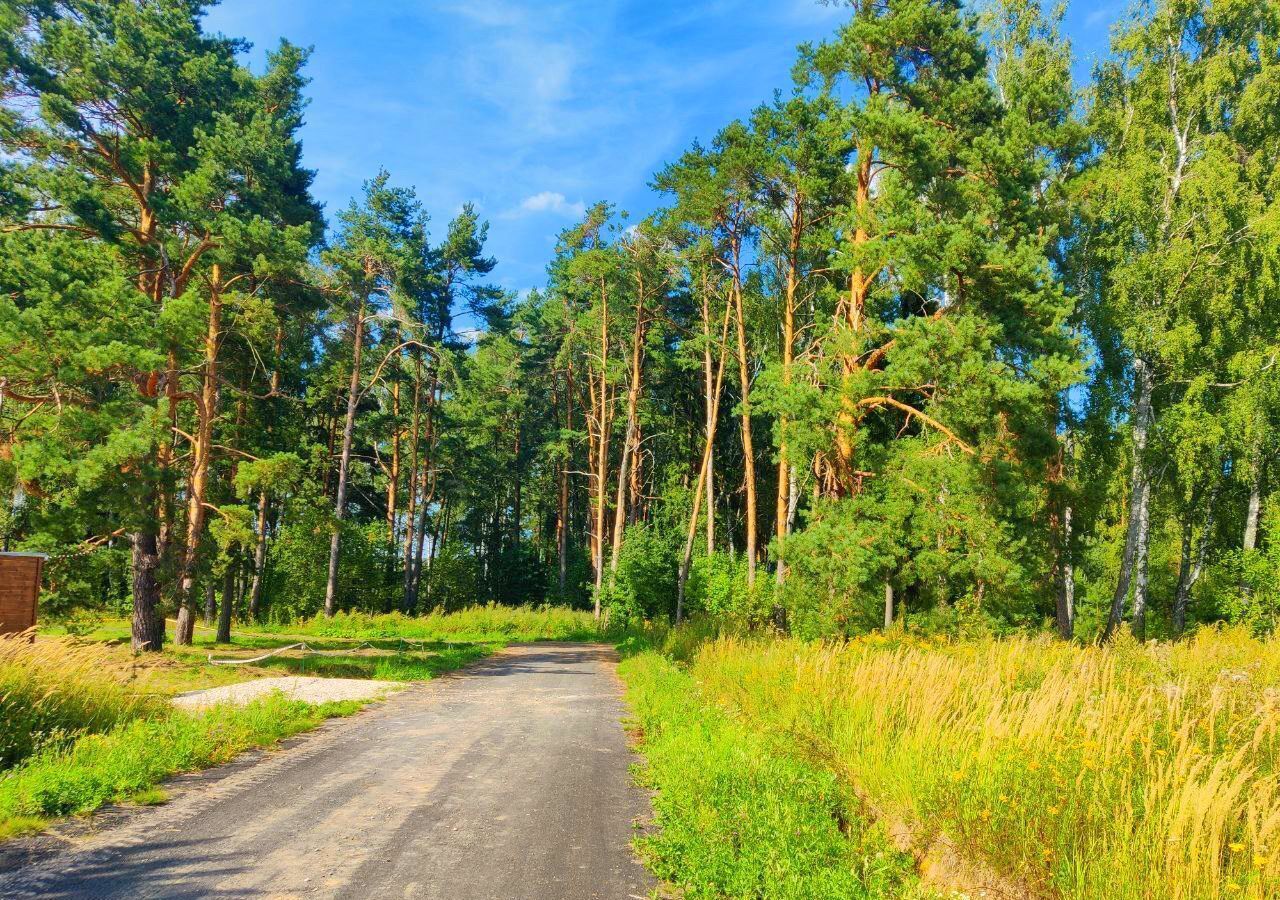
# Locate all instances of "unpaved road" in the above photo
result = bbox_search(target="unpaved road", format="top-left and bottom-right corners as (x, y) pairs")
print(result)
(0, 643), (656, 899)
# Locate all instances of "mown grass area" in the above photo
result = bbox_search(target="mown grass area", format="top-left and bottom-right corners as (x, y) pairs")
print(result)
(623, 625), (1280, 900)
(622, 651), (922, 899)
(38, 618), (512, 696)
(0, 693), (360, 839)
(243, 604), (605, 643)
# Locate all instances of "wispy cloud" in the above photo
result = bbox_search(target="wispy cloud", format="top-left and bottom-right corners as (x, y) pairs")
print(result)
(504, 191), (586, 219)
(1085, 3), (1122, 28)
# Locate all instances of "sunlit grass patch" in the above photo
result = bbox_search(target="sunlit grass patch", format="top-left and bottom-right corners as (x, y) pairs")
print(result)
(250, 604), (605, 643)
(621, 651), (921, 899)
(0, 695), (359, 831)
(682, 626), (1280, 900)
(0, 632), (164, 769)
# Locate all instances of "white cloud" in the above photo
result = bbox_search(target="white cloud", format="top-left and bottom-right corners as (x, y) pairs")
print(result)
(505, 191), (586, 219)
(441, 0), (529, 28)
(1085, 3), (1121, 27)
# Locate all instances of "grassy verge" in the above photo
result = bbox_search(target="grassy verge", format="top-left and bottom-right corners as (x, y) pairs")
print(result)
(0, 635), (165, 769)
(0, 694), (360, 840)
(620, 650), (921, 899)
(241, 604), (605, 643)
(642, 626), (1280, 900)
(36, 624), (511, 697)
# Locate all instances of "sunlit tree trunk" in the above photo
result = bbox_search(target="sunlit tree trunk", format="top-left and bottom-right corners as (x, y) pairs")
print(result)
(678, 303), (732, 622)
(324, 298), (366, 618)
(401, 352), (423, 605)
(775, 208), (800, 587)
(728, 247), (757, 587)
(175, 264), (224, 646)
(1105, 355), (1154, 639)
(591, 277), (611, 616)
(386, 376), (400, 545)
(249, 325), (284, 623)
(701, 284), (716, 555)
(610, 283), (647, 577)
(1057, 502), (1075, 639)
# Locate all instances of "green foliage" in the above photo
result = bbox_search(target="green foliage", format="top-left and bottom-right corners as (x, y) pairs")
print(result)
(606, 523), (681, 622)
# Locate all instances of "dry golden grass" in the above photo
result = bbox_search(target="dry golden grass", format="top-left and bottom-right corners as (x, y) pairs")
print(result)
(0, 630), (163, 769)
(687, 626), (1280, 899)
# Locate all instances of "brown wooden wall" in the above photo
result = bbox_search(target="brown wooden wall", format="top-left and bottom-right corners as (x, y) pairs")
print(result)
(0, 555), (43, 636)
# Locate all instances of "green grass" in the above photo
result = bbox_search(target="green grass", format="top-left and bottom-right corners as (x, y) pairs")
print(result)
(0, 634), (165, 768)
(244, 604), (606, 643)
(251, 643), (495, 680)
(0, 693), (362, 838)
(34, 620), (508, 698)
(620, 650), (921, 899)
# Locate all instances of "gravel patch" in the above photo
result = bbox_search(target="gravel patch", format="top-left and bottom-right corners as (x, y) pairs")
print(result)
(171, 676), (404, 710)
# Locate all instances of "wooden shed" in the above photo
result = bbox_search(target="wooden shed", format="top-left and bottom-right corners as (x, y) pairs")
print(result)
(0, 552), (46, 636)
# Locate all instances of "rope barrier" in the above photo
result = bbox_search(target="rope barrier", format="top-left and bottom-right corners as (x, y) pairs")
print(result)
(205, 640), (427, 665)
(207, 642), (312, 665)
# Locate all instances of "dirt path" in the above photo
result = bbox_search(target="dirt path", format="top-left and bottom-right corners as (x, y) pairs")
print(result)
(0, 643), (656, 899)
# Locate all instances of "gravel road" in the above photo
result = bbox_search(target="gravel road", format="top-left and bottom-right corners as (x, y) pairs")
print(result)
(0, 642), (656, 899)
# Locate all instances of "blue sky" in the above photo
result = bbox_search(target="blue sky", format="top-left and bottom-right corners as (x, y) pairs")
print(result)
(204, 0), (1126, 300)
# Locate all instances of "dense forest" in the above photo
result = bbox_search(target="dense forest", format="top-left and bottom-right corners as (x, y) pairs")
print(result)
(0, 0), (1277, 650)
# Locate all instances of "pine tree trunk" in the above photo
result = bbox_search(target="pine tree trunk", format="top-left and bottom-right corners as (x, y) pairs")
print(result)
(130, 529), (164, 653)
(883, 582), (894, 630)
(557, 363), (573, 599)
(730, 267), (757, 587)
(702, 287), (716, 556)
(203, 582), (217, 624)
(610, 299), (646, 577)
(175, 264), (224, 646)
(248, 492), (269, 621)
(775, 219), (799, 588)
(386, 377), (400, 545)
(1105, 355), (1155, 639)
(677, 303), (732, 622)
(592, 278), (611, 617)
(833, 152), (873, 493)
(324, 300), (366, 618)
(217, 563), (233, 644)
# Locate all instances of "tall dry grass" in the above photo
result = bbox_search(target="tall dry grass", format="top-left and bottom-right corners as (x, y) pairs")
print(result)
(0, 631), (161, 769)
(687, 626), (1280, 899)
